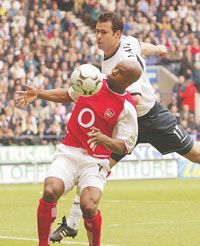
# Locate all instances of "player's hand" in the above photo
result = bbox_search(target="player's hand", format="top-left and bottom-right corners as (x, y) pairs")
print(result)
(14, 84), (37, 108)
(157, 45), (168, 56)
(87, 126), (107, 151)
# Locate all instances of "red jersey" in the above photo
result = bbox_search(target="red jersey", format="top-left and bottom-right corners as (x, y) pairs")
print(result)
(63, 80), (137, 158)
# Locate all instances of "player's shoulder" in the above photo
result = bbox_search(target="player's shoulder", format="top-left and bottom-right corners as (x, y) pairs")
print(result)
(121, 35), (140, 46)
(125, 92), (135, 103)
(122, 93), (137, 116)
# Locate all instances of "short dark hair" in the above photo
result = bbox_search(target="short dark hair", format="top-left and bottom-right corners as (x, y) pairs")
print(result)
(97, 12), (124, 33)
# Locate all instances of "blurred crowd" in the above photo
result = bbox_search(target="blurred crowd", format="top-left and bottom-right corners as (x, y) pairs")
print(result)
(0, 0), (200, 146)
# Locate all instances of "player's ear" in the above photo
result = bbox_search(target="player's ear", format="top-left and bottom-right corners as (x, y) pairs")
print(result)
(114, 30), (121, 38)
(111, 67), (119, 76)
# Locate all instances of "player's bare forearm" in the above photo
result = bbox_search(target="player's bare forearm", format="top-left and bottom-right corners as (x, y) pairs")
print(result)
(109, 158), (117, 169)
(37, 88), (71, 103)
(15, 84), (72, 109)
(141, 42), (167, 56)
(103, 137), (126, 154)
(87, 127), (127, 154)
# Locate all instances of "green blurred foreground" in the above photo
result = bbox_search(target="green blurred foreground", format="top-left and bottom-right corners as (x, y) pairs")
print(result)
(0, 179), (200, 246)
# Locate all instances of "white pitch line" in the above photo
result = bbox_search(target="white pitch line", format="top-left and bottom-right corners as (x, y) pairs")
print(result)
(63, 197), (200, 204)
(0, 235), (117, 246)
(134, 220), (200, 225)
(102, 199), (199, 204)
(106, 220), (200, 227)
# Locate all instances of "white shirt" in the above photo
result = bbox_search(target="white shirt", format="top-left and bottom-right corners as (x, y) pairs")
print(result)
(101, 35), (156, 117)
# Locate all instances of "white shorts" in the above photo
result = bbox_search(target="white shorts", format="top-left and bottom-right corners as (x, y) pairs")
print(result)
(46, 144), (110, 193)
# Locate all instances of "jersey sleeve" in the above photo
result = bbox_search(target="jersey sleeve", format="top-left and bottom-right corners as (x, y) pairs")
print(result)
(67, 86), (79, 102)
(128, 36), (141, 55)
(126, 79), (142, 94)
(112, 100), (138, 153)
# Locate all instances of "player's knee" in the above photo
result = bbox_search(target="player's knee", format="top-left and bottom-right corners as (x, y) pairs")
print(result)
(81, 198), (97, 218)
(184, 142), (200, 164)
(194, 144), (200, 163)
(191, 154), (200, 164)
(80, 187), (101, 218)
(43, 178), (64, 202)
(43, 186), (57, 202)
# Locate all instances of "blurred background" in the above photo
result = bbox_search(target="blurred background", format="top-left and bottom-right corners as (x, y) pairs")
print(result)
(0, 0), (200, 147)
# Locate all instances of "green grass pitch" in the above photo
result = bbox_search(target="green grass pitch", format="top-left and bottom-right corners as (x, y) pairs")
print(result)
(0, 179), (200, 246)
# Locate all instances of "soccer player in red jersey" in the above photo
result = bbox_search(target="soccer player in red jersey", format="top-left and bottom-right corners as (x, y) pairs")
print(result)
(15, 59), (142, 246)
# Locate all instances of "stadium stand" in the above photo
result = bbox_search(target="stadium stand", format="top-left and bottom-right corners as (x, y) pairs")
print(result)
(0, 0), (200, 145)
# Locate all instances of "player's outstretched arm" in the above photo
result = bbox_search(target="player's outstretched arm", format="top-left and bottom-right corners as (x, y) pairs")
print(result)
(141, 42), (167, 56)
(15, 84), (72, 108)
(36, 88), (72, 103)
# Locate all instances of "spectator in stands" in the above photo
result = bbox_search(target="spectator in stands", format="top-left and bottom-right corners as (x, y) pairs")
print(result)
(187, 113), (199, 137)
(10, 59), (26, 80)
(0, 122), (14, 145)
(100, 0), (116, 12)
(45, 120), (63, 144)
(180, 79), (197, 112)
(73, 0), (84, 15)
(36, 121), (48, 145)
(180, 104), (190, 122)
(0, 3), (7, 17)
(168, 96), (177, 109)
(169, 104), (181, 124)
(166, 5), (177, 20)
(13, 124), (23, 145)
(192, 61), (200, 93)
(172, 75), (187, 109)
(179, 49), (194, 78)
(21, 122), (35, 145)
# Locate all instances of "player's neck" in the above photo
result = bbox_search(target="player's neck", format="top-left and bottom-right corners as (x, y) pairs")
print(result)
(104, 42), (120, 60)
(107, 77), (125, 94)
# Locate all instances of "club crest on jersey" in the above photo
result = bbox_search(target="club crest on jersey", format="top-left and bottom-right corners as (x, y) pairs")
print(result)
(104, 108), (115, 118)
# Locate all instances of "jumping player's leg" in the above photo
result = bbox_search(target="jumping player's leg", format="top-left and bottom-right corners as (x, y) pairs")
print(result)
(110, 103), (200, 165)
(136, 102), (200, 161)
(183, 141), (200, 163)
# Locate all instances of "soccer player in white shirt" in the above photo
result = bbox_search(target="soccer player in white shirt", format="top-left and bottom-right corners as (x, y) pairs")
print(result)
(52, 11), (200, 242)
(15, 59), (141, 246)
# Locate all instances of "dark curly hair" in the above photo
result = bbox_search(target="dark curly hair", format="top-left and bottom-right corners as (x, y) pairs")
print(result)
(97, 12), (124, 33)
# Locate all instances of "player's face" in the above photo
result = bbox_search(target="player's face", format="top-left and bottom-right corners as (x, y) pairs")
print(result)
(95, 21), (121, 56)
(109, 60), (141, 92)
(108, 64), (128, 91)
